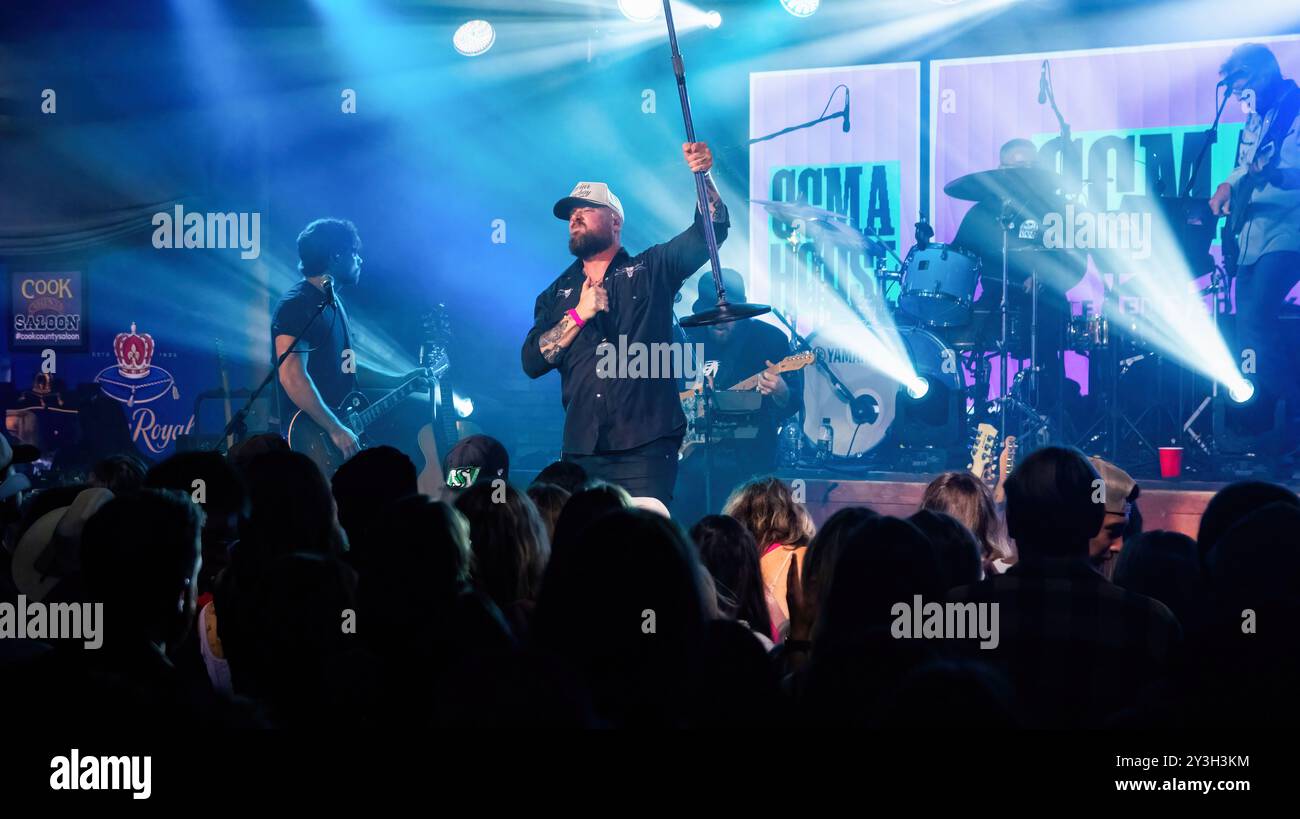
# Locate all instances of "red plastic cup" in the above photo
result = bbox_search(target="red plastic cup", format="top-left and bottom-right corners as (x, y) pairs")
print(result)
(1158, 447), (1183, 479)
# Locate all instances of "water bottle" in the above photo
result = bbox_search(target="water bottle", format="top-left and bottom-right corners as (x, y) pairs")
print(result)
(816, 417), (834, 463)
(779, 421), (802, 467)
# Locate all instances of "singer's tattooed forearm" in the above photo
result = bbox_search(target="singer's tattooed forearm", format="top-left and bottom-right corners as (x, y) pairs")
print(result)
(539, 313), (579, 363)
(700, 172), (728, 222)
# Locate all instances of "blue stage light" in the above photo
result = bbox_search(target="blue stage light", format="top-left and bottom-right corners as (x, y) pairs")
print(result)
(619, 0), (661, 23)
(1228, 379), (1255, 404)
(906, 376), (930, 400)
(779, 0), (821, 17)
(705, 10), (722, 29)
(453, 20), (495, 57)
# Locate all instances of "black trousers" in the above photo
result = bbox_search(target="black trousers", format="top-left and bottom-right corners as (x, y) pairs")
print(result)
(1234, 250), (1300, 432)
(563, 435), (682, 505)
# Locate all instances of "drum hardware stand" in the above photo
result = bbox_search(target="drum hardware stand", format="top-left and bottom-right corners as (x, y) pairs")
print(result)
(770, 308), (859, 414)
(997, 199), (1016, 443)
(1074, 278), (1161, 469)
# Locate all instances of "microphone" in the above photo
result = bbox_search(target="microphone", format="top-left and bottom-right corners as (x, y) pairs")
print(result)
(914, 216), (934, 249)
(321, 274), (337, 307)
(1218, 68), (1249, 88)
(1037, 60), (1048, 105)
(841, 87), (851, 133)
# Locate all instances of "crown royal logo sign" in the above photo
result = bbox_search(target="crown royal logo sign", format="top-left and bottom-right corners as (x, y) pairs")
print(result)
(94, 322), (193, 455)
(95, 322), (175, 405)
(112, 322), (155, 379)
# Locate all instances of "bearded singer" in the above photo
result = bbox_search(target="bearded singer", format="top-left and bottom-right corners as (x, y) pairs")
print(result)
(522, 142), (728, 504)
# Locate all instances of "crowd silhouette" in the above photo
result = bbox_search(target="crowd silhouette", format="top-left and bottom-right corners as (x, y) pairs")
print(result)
(1, 431), (1297, 729)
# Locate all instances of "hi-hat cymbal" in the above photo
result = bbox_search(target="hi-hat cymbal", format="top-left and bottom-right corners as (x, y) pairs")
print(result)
(943, 166), (1065, 204)
(679, 300), (772, 327)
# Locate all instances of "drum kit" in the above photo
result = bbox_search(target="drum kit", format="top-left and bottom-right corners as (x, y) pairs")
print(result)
(756, 163), (1189, 470)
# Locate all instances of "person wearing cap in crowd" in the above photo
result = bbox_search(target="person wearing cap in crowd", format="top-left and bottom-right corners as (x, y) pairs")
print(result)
(11, 486), (115, 603)
(522, 142), (729, 505)
(1088, 455), (1140, 575)
(441, 434), (510, 500)
(672, 268), (803, 527)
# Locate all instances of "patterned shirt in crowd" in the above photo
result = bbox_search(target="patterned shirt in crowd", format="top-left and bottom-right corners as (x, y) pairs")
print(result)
(949, 556), (1182, 728)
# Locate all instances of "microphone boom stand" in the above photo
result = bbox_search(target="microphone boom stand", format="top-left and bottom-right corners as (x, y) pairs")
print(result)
(660, 0), (770, 328)
(214, 286), (334, 454)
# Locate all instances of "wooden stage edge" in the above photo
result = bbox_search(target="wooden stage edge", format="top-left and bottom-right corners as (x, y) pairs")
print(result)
(782, 474), (1253, 541)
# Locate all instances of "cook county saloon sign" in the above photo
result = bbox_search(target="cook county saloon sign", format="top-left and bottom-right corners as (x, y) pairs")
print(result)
(94, 323), (195, 455)
(9, 270), (88, 350)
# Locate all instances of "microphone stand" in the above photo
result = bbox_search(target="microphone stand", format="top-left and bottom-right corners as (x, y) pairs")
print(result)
(660, 0), (770, 328)
(213, 282), (335, 454)
(750, 99), (848, 144)
(1182, 82), (1232, 198)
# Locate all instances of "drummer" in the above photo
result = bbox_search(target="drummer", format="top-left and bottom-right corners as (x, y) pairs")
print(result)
(950, 138), (1085, 418)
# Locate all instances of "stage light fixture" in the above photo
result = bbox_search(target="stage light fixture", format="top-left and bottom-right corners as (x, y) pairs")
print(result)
(453, 393), (475, 418)
(906, 376), (930, 400)
(452, 20), (495, 57)
(1228, 379), (1255, 404)
(618, 0), (661, 23)
(705, 10), (722, 28)
(779, 0), (820, 17)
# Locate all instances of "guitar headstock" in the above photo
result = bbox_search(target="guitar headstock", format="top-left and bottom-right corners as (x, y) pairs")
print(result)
(774, 350), (815, 373)
(968, 422), (998, 483)
(999, 434), (1018, 478)
(419, 305), (453, 372)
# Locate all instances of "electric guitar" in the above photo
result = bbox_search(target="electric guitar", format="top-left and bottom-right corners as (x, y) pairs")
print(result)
(968, 422), (1016, 502)
(968, 423), (998, 483)
(678, 351), (815, 458)
(993, 434), (1016, 504)
(287, 352), (448, 476)
(416, 307), (459, 496)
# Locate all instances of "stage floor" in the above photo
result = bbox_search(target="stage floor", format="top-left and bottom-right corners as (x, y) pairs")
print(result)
(777, 472), (1274, 540)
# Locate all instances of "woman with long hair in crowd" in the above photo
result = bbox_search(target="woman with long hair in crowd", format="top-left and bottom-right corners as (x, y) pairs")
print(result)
(722, 477), (815, 640)
(919, 471), (1015, 575)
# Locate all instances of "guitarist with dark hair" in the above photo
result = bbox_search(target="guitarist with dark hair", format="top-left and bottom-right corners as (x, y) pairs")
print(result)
(1209, 43), (1300, 443)
(273, 217), (437, 474)
(672, 269), (805, 525)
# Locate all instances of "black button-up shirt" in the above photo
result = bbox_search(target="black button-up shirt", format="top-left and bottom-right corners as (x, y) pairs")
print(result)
(522, 208), (730, 455)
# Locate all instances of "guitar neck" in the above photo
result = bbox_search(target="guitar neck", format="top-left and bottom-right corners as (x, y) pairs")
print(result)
(354, 376), (422, 432)
(434, 375), (458, 452)
(727, 367), (776, 393)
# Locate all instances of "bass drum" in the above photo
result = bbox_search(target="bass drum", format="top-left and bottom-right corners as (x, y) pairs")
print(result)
(802, 327), (961, 457)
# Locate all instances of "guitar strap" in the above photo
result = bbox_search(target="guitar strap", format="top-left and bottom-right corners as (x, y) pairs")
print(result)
(1230, 81), (1300, 249)
(1258, 80), (1300, 164)
(1246, 81), (1300, 178)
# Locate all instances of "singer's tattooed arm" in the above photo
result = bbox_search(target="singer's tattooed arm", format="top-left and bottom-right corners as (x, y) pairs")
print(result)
(699, 172), (728, 222)
(538, 312), (581, 364)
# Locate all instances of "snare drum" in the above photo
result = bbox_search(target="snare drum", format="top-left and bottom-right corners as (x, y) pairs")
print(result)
(899, 243), (981, 328)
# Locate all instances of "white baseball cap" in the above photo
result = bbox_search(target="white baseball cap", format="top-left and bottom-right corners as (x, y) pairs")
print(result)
(553, 181), (624, 221)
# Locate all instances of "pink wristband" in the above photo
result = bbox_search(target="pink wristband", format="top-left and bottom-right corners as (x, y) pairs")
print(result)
(567, 308), (586, 328)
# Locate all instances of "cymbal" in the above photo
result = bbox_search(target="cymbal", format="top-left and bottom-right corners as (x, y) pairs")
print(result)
(752, 198), (843, 223)
(804, 217), (871, 250)
(943, 166), (1065, 204)
(679, 300), (772, 327)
